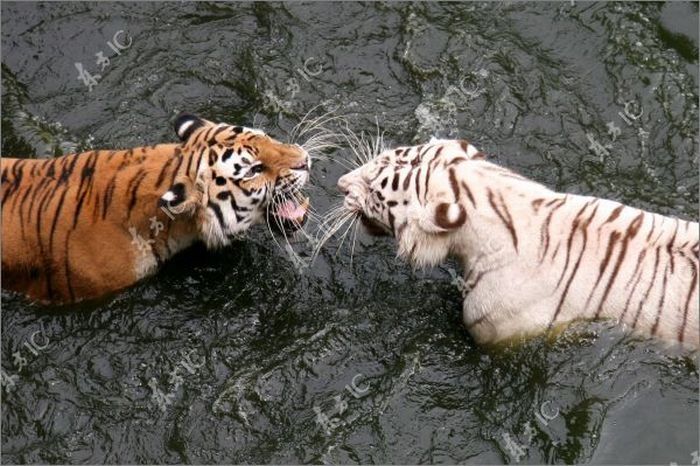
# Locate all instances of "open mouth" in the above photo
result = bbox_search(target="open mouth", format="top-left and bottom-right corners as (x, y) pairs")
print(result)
(267, 196), (310, 233)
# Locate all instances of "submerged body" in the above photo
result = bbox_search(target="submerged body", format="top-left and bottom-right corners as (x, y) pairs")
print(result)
(1, 114), (310, 304)
(337, 139), (699, 348)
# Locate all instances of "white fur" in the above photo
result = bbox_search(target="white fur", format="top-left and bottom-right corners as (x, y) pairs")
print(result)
(465, 144), (480, 158)
(446, 203), (461, 223)
(133, 250), (159, 280)
(339, 141), (699, 349)
(177, 120), (195, 139)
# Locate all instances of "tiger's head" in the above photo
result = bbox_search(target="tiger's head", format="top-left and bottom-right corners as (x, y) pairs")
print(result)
(162, 113), (310, 248)
(336, 138), (484, 267)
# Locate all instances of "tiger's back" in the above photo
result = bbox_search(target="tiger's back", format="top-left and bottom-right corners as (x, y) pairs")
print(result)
(441, 160), (699, 348)
(464, 182), (700, 348)
(1, 145), (199, 303)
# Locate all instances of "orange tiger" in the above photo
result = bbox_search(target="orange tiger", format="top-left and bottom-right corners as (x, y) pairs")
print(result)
(1, 113), (310, 304)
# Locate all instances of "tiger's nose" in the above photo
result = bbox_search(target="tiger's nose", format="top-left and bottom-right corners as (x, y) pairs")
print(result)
(337, 174), (352, 194)
(291, 145), (311, 170)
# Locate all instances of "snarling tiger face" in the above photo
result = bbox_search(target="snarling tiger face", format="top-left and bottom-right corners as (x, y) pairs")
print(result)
(164, 113), (311, 248)
(336, 138), (484, 266)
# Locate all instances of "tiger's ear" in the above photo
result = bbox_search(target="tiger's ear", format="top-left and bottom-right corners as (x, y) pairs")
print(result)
(158, 176), (203, 215)
(174, 113), (206, 142)
(417, 202), (467, 234)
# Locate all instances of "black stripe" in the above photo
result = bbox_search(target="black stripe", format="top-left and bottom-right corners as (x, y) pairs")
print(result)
(448, 168), (460, 201)
(184, 150), (195, 177)
(679, 259), (698, 342)
(667, 218), (679, 273)
(593, 213), (644, 318)
(48, 186), (70, 253)
(201, 127), (214, 145)
(548, 204), (595, 327)
(650, 264), (670, 335)
(72, 153), (98, 228)
(57, 153), (80, 185)
(620, 257), (646, 324)
(102, 175), (118, 219)
(209, 125), (228, 144)
(584, 223), (619, 300)
(2, 160), (25, 207)
(155, 157), (175, 188)
(127, 171), (149, 219)
(208, 201), (226, 231)
(169, 152), (185, 187)
(402, 170), (411, 191)
(26, 177), (50, 225)
(76, 152), (96, 194)
(446, 156), (467, 167)
(72, 185), (90, 229)
(414, 167), (422, 200)
(460, 181), (476, 208)
(632, 246), (662, 329)
(17, 183), (36, 238)
(487, 189), (519, 253)
(34, 181), (56, 253)
(64, 230), (75, 302)
(424, 160), (432, 196)
(625, 249), (647, 292)
(539, 198), (567, 262)
(45, 157), (58, 177)
(646, 215), (657, 241)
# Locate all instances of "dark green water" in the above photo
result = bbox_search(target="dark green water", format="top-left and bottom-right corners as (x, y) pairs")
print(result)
(1, 2), (698, 464)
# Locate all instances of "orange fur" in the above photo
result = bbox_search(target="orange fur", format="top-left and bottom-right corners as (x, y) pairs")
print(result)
(1, 115), (309, 304)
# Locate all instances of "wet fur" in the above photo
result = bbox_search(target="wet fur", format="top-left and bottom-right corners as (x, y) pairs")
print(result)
(1, 114), (309, 304)
(338, 138), (699, 349)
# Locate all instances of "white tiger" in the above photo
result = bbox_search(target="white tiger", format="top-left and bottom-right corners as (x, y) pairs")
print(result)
(336, 138), (699, 349)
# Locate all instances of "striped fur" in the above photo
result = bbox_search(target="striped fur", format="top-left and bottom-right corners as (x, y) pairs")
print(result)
(337, 138), (699, 348)
(1, 114), (310, 304)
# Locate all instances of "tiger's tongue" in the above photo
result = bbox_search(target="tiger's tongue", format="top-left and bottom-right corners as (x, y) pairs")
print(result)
(275, 198), (308, 220)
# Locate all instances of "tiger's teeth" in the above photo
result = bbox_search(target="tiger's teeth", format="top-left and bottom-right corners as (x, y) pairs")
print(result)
(294, 197), (310, 222)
